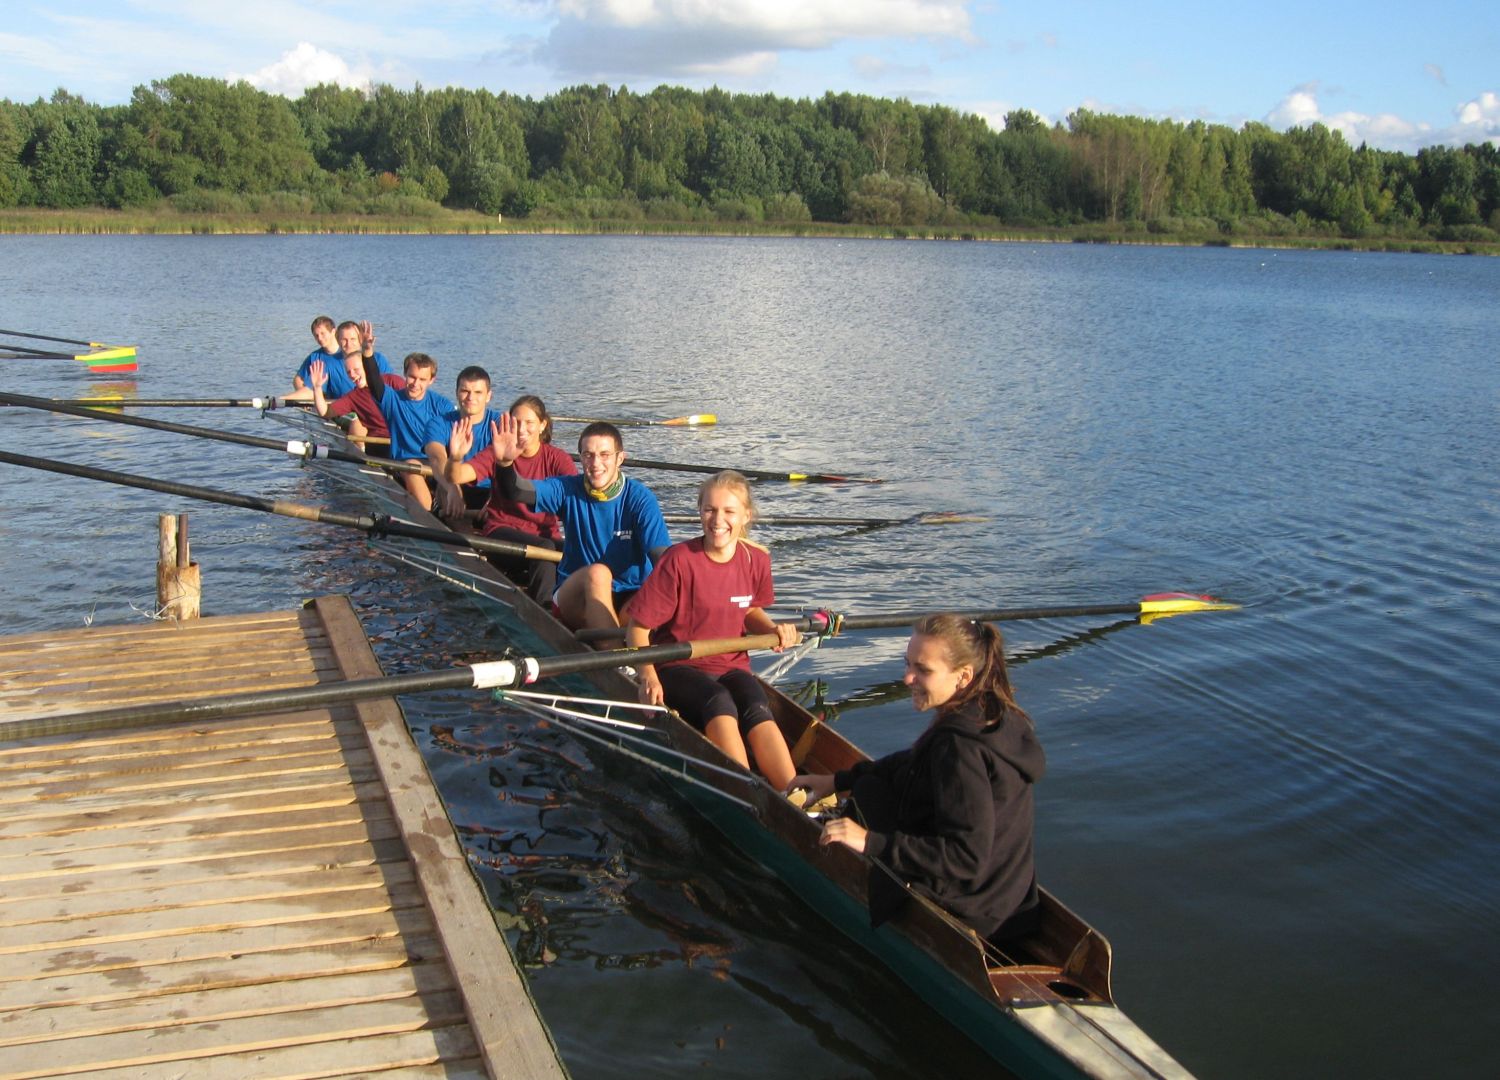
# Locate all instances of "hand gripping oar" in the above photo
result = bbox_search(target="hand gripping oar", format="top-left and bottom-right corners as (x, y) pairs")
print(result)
(0, 634), (778, 742)
(551, 413), (717, 427)
(624, 457), (882, 484)
(0, 391), (428, 477)
(0, 450), (562, 564)
(573, 593), (1239, 644)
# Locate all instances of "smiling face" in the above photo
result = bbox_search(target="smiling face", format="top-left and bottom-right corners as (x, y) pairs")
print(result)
(698, 483), (749, 561)
(904, 633), (974, 713)
(456, 377), (491, 421)
(403, 361), (435, 401)
(336, 324), (362, 357)
(314, 323), (339, 354)
(343, 353), (366, 387)
(512, 403), (544, 457)
(578, 432), (623, 492)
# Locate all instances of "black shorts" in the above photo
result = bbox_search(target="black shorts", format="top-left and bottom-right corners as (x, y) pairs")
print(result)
(658, 665), (774, 736)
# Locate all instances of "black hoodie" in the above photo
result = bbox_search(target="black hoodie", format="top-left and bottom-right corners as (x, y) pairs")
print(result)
(834, 698), (1046, 938)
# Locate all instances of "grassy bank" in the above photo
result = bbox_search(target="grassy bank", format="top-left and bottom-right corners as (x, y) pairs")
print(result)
(2, 207), (1495, 255)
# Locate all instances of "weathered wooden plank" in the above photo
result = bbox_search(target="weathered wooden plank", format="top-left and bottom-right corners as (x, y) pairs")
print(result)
(0, 931), (443, 1013)
(0, 989), (469, 1078)
(316, 595), (568, 1080)
(0, 745), (378, 807)
(1, 877), (427, 956)
(0, 766), (382, 830)
(0, 611), (307, 653)
(0, 635), (333, 677)
(0, 860), (416, 929)
(0, 713), (349, 766)
(0, 671), (343, 717)
(0, 777), (388, 844)
(0, 958), (457, 1048)
(1, 649), (337, 694)
(1, 907), (437, 985)
(0, 726), (369, 791)
(50, 1025), (482, 1080)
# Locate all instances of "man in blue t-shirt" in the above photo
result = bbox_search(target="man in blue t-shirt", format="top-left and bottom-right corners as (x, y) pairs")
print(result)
(425, 365), (504, 517)
(363, 349), (455, 511)
(288, 318), (393, 400)
(491, 416), (671, 631)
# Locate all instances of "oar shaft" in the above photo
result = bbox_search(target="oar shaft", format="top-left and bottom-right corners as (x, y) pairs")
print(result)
(625, 457), (878, 484)
(19, 398), (294, 409)
(0, 450), (561, 564)
(0, 636), (779, 742)
(0, 391), (422, 476)
(0, 328), (99, 347)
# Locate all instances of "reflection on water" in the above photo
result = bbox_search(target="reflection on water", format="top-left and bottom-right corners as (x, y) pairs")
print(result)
(0, 237), (1497, 1079)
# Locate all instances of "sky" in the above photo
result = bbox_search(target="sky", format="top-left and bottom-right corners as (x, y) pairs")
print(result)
(2, 1), (1497, 154)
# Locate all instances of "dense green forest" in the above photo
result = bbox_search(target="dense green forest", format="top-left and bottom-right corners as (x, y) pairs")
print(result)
(3, 74), (1498, 243)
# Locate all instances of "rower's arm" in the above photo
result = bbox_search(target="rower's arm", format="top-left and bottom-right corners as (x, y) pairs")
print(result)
(493, 461), (538, 507)
(362, 353), (386, 405)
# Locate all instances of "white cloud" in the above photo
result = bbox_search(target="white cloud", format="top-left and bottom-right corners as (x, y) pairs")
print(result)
(232, 42), (371, 96)
(542, 0), (972, 79)
(1266, 84), (1500, 151)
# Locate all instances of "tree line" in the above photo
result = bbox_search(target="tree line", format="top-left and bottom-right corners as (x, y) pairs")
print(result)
(3, 74), (1498, 241)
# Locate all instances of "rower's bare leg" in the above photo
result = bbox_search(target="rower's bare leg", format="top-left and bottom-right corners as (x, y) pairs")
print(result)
(555, 563), (620, 631)
(400, 468), (431, 509)
(704, 716), (750, 771)
(348, 417), (368, 451)
(746, 720), (796, 790)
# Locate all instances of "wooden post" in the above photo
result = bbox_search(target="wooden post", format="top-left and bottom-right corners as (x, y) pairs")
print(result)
(156, 513), (201, 620)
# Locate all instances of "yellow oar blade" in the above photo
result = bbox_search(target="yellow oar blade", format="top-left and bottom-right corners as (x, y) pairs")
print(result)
(1138, 592), (1242, 624)
(661, 413), (717, 426)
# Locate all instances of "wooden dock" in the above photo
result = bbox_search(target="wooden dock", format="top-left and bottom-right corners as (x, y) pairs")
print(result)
(0, 596), (568, 1080)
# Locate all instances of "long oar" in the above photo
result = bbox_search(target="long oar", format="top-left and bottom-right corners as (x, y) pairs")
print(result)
(660, 511), (984, 528)
(0, 327), (118, 349)
(0, 390), (427, 477)
(0, 635), (776, 742)
(626, 457), (881, 484)
(574, 593), (1239, 643)
(1, 397), (303, 409)
(0, 450), (561, 565)
(552, 412), (717, 427)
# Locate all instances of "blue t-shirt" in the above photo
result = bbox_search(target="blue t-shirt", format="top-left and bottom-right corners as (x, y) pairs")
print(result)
(427, 407), (504, 487)
(298, 349), (394, 398)
(379, 386), (456, 460)
(531, 475), (671, 592)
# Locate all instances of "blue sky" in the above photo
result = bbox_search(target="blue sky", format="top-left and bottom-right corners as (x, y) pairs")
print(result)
(2, 1), (1496, 153)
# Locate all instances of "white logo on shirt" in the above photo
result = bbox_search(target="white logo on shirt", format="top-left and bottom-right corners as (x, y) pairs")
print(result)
(730, 594), (752, 609)
(614, 530), (633, 540)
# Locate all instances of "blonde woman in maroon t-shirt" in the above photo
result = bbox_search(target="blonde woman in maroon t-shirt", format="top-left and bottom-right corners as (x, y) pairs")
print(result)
(626, 471), (801, 789)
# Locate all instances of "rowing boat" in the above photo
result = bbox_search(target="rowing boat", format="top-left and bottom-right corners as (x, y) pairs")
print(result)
(284, 413), (1193, 1079)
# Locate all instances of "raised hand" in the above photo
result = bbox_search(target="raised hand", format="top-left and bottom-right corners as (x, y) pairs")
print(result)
(492, 412), (520, 466)
(448, 416), (475, 462)
(308, 358), (328, 389)
(358, 320), (375, 353)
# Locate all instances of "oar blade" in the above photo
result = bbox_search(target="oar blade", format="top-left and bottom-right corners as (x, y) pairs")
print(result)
(1137, 592), (1241, 624)
(660, 413), (717, 426)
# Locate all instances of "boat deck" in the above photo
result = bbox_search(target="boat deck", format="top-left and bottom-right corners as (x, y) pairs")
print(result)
(0, 596), (566, 1080)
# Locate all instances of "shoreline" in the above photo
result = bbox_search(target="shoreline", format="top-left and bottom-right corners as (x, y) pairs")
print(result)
(2, 208), (1494, 256)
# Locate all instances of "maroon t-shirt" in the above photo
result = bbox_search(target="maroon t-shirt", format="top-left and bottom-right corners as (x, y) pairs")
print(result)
(629, 537), (773, 676)
(467, 442), (576, 540)
(328, 374), (405, 438)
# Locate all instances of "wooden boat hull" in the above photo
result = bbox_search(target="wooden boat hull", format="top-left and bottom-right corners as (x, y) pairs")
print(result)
(307, 442), (1191, 1080)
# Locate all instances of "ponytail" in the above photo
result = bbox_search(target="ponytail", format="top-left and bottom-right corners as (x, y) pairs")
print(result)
(912, 614), (1026, 724)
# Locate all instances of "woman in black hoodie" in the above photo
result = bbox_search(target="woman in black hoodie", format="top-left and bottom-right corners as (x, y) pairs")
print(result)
(789, 615), (1047, 941)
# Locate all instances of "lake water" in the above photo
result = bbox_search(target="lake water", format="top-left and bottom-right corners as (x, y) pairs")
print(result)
(1, 234), (1497, 1079)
